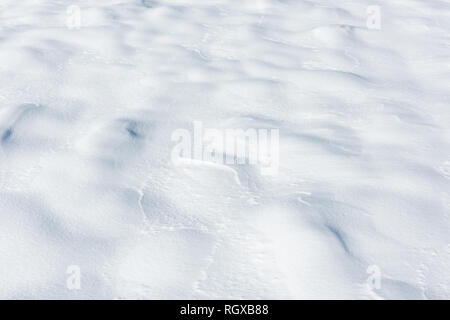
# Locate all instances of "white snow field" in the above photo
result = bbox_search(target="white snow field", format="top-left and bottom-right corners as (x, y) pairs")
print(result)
(1, 0), (450, 299)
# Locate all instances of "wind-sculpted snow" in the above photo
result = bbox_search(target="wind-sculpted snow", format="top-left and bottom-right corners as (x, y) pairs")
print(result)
(0, 0), (450, 299)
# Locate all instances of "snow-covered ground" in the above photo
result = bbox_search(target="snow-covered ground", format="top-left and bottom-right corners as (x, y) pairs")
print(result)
(1, 0), (450, 299)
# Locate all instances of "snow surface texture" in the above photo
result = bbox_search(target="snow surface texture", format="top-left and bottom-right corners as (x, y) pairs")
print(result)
(1, 0), (450, 299)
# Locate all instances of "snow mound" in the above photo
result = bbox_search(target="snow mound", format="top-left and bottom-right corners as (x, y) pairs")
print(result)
(1, 0), (450, 299)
